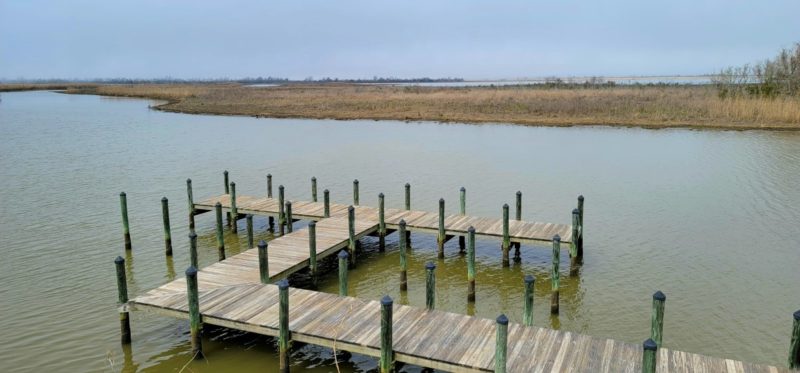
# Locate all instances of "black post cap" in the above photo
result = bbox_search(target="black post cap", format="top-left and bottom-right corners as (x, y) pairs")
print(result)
(468, 226), (475, 233)
(309, 220), (315, 227)
(643, 338), (658, 351)
(162, 197), (168, 202)
(258, 240), (267, 249)
(572, 208), (579, 214)
(379, 193), (384, 198)
(267, 173), (271, 177)
(215, 202), (221, 207)
(223, 170), (228, 174)
(338, 250), (349, 259)
(120, 191), (126, 196)
(354, 179), (359, 184)
(115, 256), (124, 265)
(425, 262), (436, 270)
(399, 219), (406, 225)
(381, 295), (393, 306)
(794, 310), (800, 321)
(324, 189), (329, 193)
(653, 291), (666, 301)
(311, 176), (316, 181)
(503, 203), (509, 209)
(279, 185), (284, 190)
(517, 191), (522, 196)
(578, 195), (584, 202)
(277, 279), (289, 290)
(187, 178), (192, 183)
(405, 183), (410, 187)
(460, 187), (466, 192)
(524, 274), (535, 284)
(186, 266), (198, 276)
(439, 198), (445, 204)
(496, 314), (509, 325)
(189, 232), (197, 239)
(553, 234), (561, 242)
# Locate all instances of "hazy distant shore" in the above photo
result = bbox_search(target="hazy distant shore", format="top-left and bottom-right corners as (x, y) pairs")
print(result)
(2, 83), (798, 130)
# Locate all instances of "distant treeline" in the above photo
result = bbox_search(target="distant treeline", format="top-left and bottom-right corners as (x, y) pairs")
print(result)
(713, 42), (800, 98)
(0, 76), (464, 84)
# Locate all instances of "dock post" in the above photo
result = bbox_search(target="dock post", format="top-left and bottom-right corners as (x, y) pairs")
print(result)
(258, 240), (269, 283)
(642, 339), (657, 373)
(187, 179), (195, 231)
(215, 203), (225, 260)
(404, 183), (411, 210)
(224, 171), (231, 227)
(308, 221), (317, 288)
(399, 220), (408, 291)
(458, 187), (466, 252)
(790, 310), (800, 369)
(189, 231), (198, 268)
(278, 185), (285, 235)
(523, 274), (535, 326)
(311, 177), (317, 202)
(378, 193), (386, 251)
(229, 182), (238, 232)
(495, 314), (508, 373)
(551, 235), (560, 314)
(651, 291), (666, 347)
(277, 279), (291, 373)
(267, 174), (273, 198)
(467, 227), (476, 302)
(161, 197), (173, 256)
(114, 256), (131, 344)
(380, 295), (394, 373)
(246, 214), (254, 248)
(323, 189), (330, 218)
(514, 191), (522, 261)
(437, 198), (445, 259)
(119, 192), (132, 251)
(186, 266), (203, 359)
(577, 195), (584, 259)
(338, 250), (349, 296)
(502, 204), (510, 267)
(285, 201), (293, 233)
(425, 262), (436, 310)
(353, 179), (359, 206)
(570, 209), (580, 276)
(348, 206), (356, 267)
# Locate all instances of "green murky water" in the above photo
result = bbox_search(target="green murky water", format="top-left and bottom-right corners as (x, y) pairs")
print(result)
(0, 91), (798, 372)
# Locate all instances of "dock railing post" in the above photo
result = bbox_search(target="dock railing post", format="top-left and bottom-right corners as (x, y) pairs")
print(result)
(642, 338), (657, 373)
(790, 310), (800, 369)
(258, 240), (269, 284)
(467, 226), (476, 302)
(308, 221), (317, 288)
(187, 179), (195, 230)
(311, 177), (317, 202)
(404, 183), (411, 210)
(353, 179), (359, 206)
(551, 235), (560, 314)
(224, 171), (231, 227)
(161, 197), (172, 256)
(229, 182), (238, 232)
(495, 314), (508, 373)
(278, 185), (285, 235)
(323, 189), (330, 218)
(189, 231), (198, 268)
(215, 203), (225, 261)
(399, 220), (408, 291)
(277, 279), (291, 373)
(523, 274), (535, 326)
(348, 206), (356, 267)
(380, 295), (394, 373)
(577, 195), (584, 259)
(425, 262), (436, 310)
(458, 187), (466, 252)
(651, 291), (666, 347)
(514, 191), (522, 261)
(338, 250), (349, 296)
(502, 204), (510, 267)
(437, 198), (445, 259)
(246, 214), (254, 248)
(570, 209), (580, 276)
(285, 201), (293, 233)
(267, 174), (273, 198)
(115, 256), (131, 344)
(378, 193), (386, 251)
(186, 266), (203, 359)
(120, 192), (132, 251)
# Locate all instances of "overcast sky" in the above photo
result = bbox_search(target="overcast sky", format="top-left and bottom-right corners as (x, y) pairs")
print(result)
(2, 0), (799, 80)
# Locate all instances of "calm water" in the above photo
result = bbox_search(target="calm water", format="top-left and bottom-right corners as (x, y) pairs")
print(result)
(0, 91), (798, 372)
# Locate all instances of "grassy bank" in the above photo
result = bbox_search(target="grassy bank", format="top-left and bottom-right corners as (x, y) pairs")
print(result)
(7, 83), (800, 129)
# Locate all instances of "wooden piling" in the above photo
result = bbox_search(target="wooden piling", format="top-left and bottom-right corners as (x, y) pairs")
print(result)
(348, 206), (356, 267)
(267, 174), (273, 198)
(642, 338), (657, 373)
(495, 314), (508, 373)
(651, 291), (666, 347)
(570, 209), (580, 275)
(277, 279), (290, 373)
(378, 193), (386, 251)
(459, 187), (466, 252)
(551, 235), (560, 314)
(577, 195), (584, 259)
(404, 183), (411, 210)
(246, 214), (254, 249)
(323, 189), (330, 218)
(285, 201), (293, 233)
(523, 274), (535, 326)
(187, 178), (195, 231)
(161, 197), (172, 256)
(308, 221), (317, 288)
(790, 310), (800, 369)
(215, 202), (225, 261)
(186, 266), (203, 359)
(119, 192), (132, 251)
(229, 182), (238, 232)
(278, 185), (285, 235)
(380, 295), (394, 373)
(189, 231), (198, 268)
(514, 191), (522, 261)
(467, 226), (476, 303)
(311, 177), (317, 202)
(353, 179), (360, 206)
(338, 250), (349, 296)
(502, 204), (510, 267)
(425, 262), (436, 310)
(437, 198), (445, 259)
(258, 240), (269, 284)
(399, 219), (408, 292)
(224, 171), (231, 227)
(114, 256), (131, 344)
